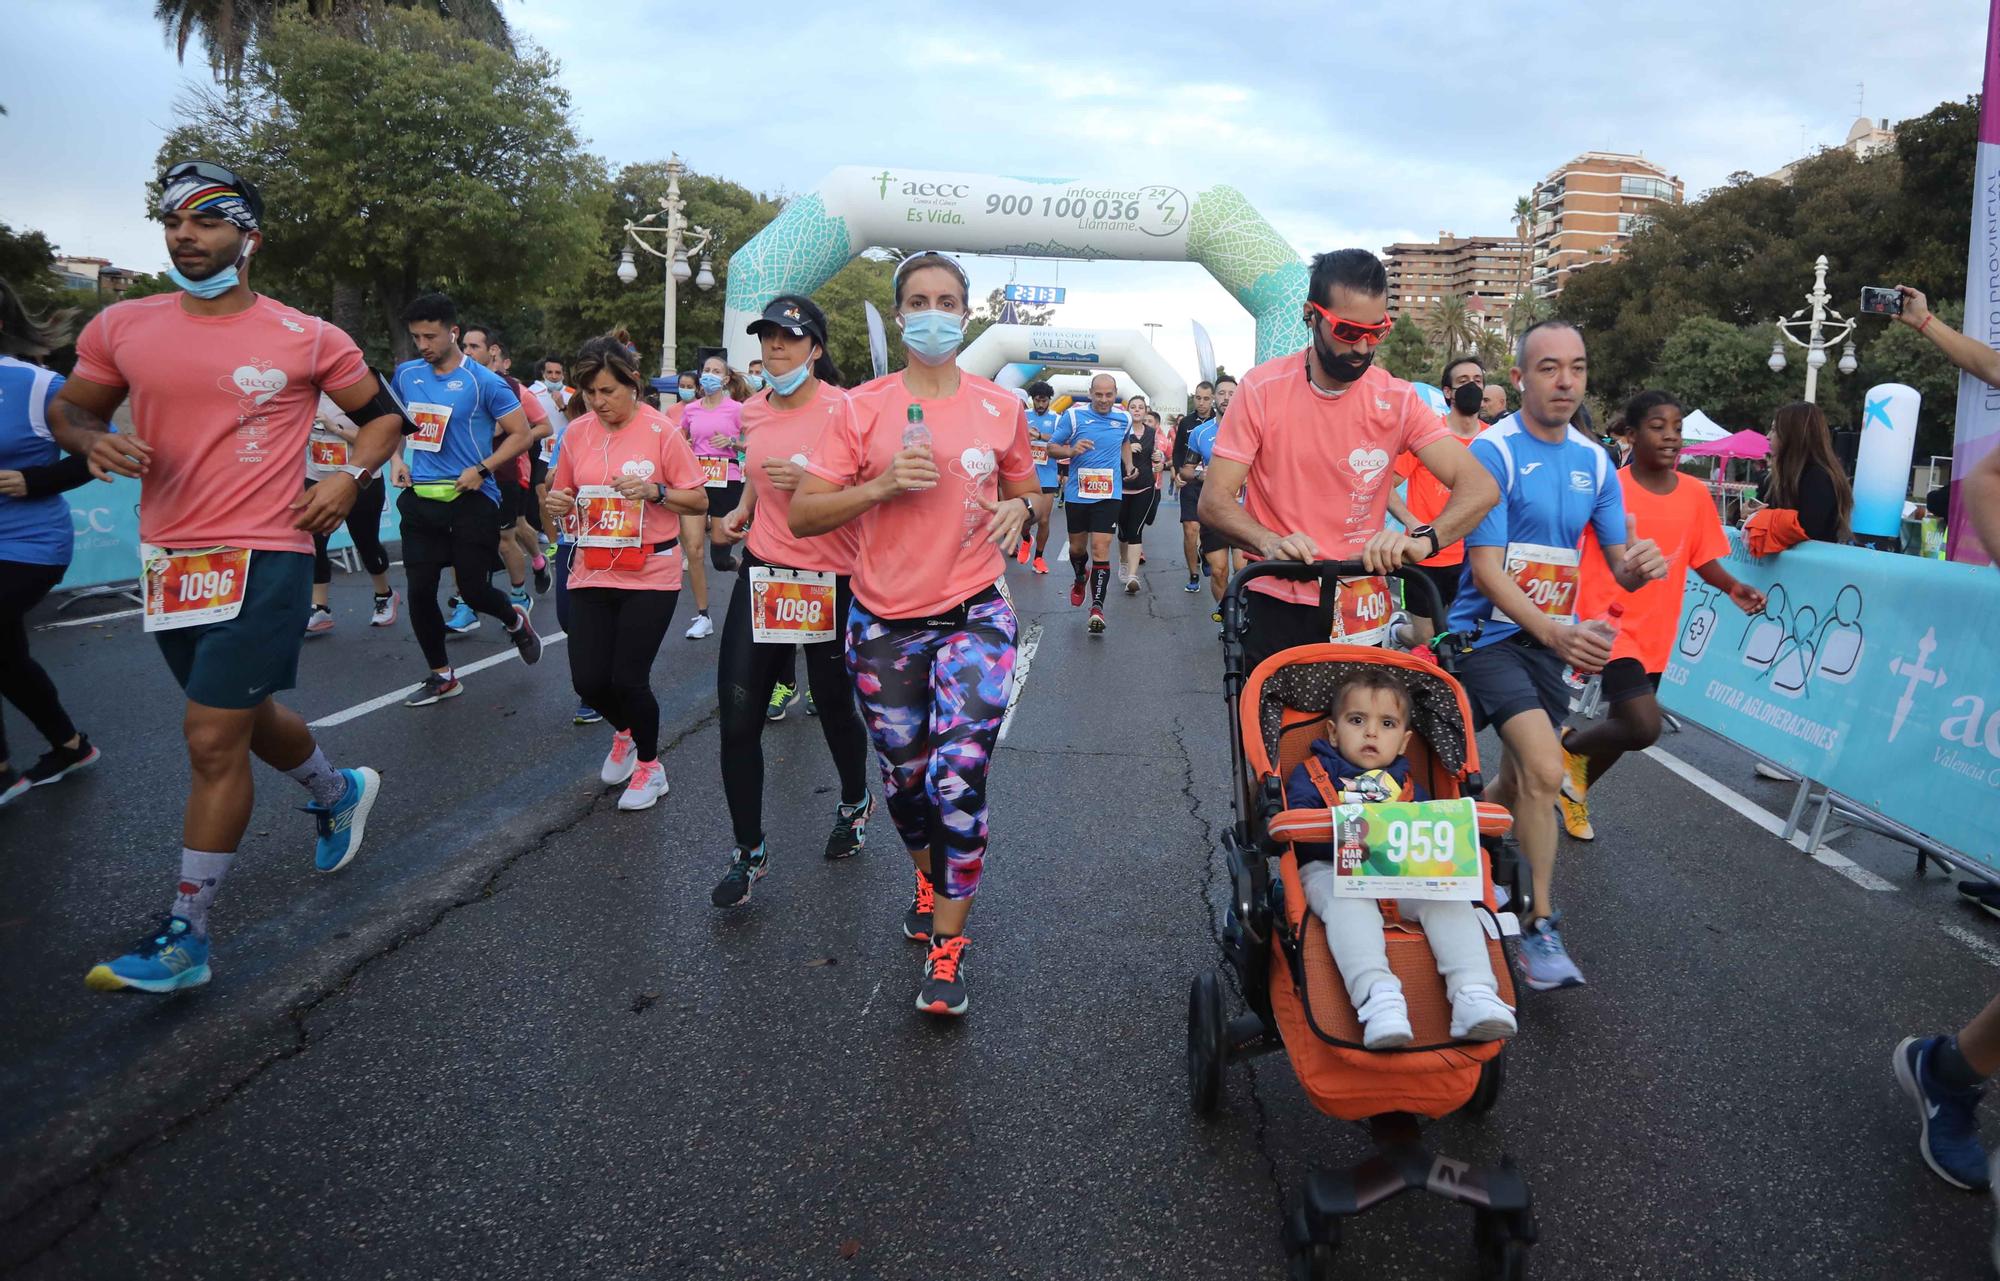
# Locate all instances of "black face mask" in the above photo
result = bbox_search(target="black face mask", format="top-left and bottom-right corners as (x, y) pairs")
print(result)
(1312, 333), (1374, 384)
(1452, 382), (1485, 416)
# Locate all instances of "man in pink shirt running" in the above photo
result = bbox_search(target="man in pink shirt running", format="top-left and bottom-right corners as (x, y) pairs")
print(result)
(50, 161), (411, 994)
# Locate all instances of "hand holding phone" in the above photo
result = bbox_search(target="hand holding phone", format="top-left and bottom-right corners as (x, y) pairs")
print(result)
(1860, 286), (1904, 316)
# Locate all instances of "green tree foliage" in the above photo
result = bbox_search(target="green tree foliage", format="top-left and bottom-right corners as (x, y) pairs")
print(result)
(0, 221), (63, 313)
(1555, 96), (1978, 439)
(1425, 295), (1479, 357)
(1865, 299), (1967, 458)
(1377, 312), (1438, 384)
(158, 7), (605, 363)
(1651, 316), (1788, 431)
(155, 0), (511, 84)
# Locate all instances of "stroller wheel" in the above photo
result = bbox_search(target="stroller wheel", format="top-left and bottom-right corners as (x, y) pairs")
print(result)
(1465, 1049), (1506, 1116)
(1473, 1204), (1536, 1280)
(1287, 1242), (1337, 1281)
(1284, 1205), (1339, 1280)
(1187, 970), (1227, 1115)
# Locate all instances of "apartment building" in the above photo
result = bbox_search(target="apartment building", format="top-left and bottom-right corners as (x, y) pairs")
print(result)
(1381, 232), (1529, 335)
(1529, 152), (1683, 297)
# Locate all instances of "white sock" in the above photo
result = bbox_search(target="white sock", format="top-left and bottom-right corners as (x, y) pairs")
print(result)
(284, 746), (347, 808)
(172, 849), (234, 939)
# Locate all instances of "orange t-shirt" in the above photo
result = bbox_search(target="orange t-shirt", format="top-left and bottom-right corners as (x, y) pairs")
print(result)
(1214, 355), (1450, 604)
(1578, 470), (1730, 671)
(549, 404), (705, 591)
(804, 371), (1036, 619)
(1392, 429), (1477, 567)
(740, 382), (859, 575)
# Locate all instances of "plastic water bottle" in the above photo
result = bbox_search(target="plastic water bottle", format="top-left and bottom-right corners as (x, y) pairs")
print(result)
(1562, 601), (1626, 690)
(901, 404), (935, 490)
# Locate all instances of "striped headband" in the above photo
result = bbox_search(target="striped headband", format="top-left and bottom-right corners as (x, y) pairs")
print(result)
(158, 170), (260, 231)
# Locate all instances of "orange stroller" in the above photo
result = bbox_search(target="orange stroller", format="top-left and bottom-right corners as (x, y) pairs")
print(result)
(1186, 561), (1537, 1279)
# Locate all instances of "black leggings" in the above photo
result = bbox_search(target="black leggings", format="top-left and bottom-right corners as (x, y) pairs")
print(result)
(0, 560), (76, 765)
(566, 585), (678, 760)
(309, 477), (390, 585)
(717, 561), (871, 850)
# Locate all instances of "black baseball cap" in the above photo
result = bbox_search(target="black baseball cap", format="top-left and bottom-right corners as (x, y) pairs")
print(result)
(746, 294), (827, 346)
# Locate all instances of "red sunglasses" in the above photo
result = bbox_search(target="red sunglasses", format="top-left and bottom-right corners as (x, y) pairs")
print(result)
(1306, 301), (1395, 345)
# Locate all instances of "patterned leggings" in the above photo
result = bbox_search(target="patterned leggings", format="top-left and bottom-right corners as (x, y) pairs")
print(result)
(845, 588), (1017, 900)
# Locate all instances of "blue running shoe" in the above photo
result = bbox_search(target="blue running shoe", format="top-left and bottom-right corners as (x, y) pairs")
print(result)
(304, 766), (380, 873)
(1894, 1035), (1992, 1190)
(85, 915), (211, 993)
(1518, 912), (1586, 991)
(573, 703), (603, 725)
(445, 600), (479, 634)
(509, 586), (532, 615)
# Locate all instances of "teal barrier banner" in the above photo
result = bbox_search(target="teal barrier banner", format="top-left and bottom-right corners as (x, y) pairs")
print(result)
(1662, 531), (2000, 865)
(58, 478), (402, 593)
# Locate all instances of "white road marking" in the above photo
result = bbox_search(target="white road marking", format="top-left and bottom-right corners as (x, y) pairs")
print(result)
(1641, 746), (1896, 892)
(997, 621), (1042, 742)
(1941, 922), (2000, 970)
(38, 606), (143, 629)
(859, 977), (885, 1019)
(309, 630), (567, 729)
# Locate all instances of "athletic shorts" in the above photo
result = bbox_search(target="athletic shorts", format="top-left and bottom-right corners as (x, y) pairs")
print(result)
(1410, 563), (1464, 623)
(1066, 499), (1118, 538)
(528, 455), (549, 492)
(1458, 634), (1572, 732)
(1116, 489), (1155, 545)
(154, 550), (311, 710)
(1199, 524), (1231, 557)
(1179, 479), (1204, 524)
(397, 487), (503, 574)
(1600, 656), (1663, 706)
(706, 480), (744, 517)
(1041, 484), (1061, 496)
(495, 479), (527, 525)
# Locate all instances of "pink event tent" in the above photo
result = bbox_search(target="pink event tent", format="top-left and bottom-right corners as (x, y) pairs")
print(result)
(1682, 429), (1770, 460)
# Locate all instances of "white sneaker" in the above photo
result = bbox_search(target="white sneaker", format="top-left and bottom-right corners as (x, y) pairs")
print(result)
(1355, 982), (1412, 1050)
(617, 760), (668, 811)
(600, 729), (637, 785)
(684, 613), (714, 640)
(1123, 575), (1141, 594)
(1449, 984), (1518, 1041)
(369, 590), (400, 627)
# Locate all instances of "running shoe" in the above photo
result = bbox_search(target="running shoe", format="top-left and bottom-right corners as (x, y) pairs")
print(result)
(825, 795), (873, 860)
(600, 729), (638, 785)
(0, 768), (27, 809)
(304, 604), (335, 636)
(711, 844), (769, 907)
(618, 759), (668, 811)
(1088, 608), (1106, 635)
(84, 915), (210, 994)
(405, 672), (462, 706)
(1559, 748), (1594, 841)
(573, 703), (603, 725)
(916, 934), (970, 1016)
(1069, 579), (1086, 607)
(685, 612), (714, 640)
(1894, 1035), (1992, 1190)
(507, 605), (542, 664)
(767, 682), (795, 722)
(805, 688), (817, 717)
(1960, 880), (2000, 921)
(904, 869), (935, 942)
(305, 766), (380, 873)
(1449, 985), (1519, 1041)
(369, 591), (399, 627)
(509, 585), (533, 615)
(445, 599), (479, 634)
(1184, 576), (1201, 593)
(27, 735), (98, 787)
(1123, 575), (1140, 595)
(1032, 556), (1048, 575)
(1017, 537), (1032, 565)
(1210, 608), (1223, 624)
(1518, 913), (1587, 991)
(532, 557), (552, 595)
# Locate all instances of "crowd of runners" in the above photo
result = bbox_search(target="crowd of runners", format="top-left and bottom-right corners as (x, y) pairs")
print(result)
(7, 160), (2000, 1243)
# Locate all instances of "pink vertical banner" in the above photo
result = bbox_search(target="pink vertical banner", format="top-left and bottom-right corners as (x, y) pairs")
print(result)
(1948, 0), (2000, 564)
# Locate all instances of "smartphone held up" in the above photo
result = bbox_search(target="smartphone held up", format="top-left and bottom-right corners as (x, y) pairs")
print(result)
(1860, 285), (1904, 316)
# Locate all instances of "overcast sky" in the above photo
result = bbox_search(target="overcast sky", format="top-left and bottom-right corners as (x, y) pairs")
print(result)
(2, 0), (1989, 378)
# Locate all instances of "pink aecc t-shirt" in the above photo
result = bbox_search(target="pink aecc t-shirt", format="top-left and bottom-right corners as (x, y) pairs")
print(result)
(72, 293), (369, 555)
(804, 371), (1035, 620)
(550, 403), (705, 592)
(682, 396), (745, 483)
(740, 382), (859, 575)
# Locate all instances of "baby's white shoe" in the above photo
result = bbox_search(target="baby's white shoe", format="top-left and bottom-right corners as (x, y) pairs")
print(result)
(1449, 985), (1518, 1041)
(1356, 982), (1412, 1050)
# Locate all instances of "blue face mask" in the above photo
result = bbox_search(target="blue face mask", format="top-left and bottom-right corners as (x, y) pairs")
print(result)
(167, 261), (240, 300)
(745, 374), (766, 391)
(699, 373), (724, 395)
(900, 310), (964, 365)
(678, 387), (697, 402)
(766, 360), (812, 397)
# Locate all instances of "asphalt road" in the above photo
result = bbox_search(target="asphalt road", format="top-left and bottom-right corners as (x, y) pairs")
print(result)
(4, 511), (1998, 1280)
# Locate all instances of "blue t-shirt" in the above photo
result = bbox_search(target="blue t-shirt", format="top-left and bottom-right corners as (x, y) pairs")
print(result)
(1183, 416), (1221, 472)
(1052, 404), (1130, 504)
(0, 355), (72, 566)
(1026, 409), (1060, 488)
(1446, 414), (1627, 647)
(391, 355), (521, 505)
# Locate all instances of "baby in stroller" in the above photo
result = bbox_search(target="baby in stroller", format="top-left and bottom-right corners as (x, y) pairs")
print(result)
(1287, 670), (1517, 1050)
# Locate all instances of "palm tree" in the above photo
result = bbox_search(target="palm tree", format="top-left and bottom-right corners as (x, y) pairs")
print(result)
(1505, 289), (1549, 338)
(155, 0), (511, 82)
(1425, 295), (1480, 360)
(1512, 194), (1535, 297)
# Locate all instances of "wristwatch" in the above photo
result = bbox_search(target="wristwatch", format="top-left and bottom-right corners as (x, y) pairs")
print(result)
(476, 463), (493, 480)
(1019, 497), (1034, 518)
(1410, 524), (1441, 559)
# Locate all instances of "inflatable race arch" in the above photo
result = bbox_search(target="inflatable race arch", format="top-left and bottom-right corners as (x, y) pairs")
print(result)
(957, 325), (1188, 414)
(722, 166), (1309, 373)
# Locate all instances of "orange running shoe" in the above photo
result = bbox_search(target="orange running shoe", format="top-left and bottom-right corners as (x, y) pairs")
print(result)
(903, 868), (934, 942)
(1032, 555), (1048, 574)
(1017, 538), (1032, 565)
